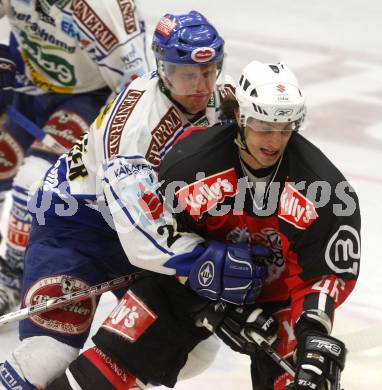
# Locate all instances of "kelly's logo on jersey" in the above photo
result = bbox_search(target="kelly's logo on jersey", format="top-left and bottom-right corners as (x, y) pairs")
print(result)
(278, 182), (318, 229)
(102, 290), (157, 342)
(176, 168), (239, 219)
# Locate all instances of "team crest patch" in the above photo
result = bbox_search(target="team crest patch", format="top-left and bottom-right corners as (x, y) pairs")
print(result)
(102, 290), (157, 342)
(23, 275), (96, 335)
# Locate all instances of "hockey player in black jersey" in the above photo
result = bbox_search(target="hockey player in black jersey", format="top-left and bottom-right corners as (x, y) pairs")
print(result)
(47, 61), (359, 390)
(158, 60), (359, 389)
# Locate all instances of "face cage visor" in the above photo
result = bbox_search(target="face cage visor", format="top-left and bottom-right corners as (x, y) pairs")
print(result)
(242, 115), (304, 133)
(157, 60), (223, 96)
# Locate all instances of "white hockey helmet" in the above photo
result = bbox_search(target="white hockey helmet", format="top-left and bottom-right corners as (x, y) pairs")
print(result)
(235, 61), (306, 130)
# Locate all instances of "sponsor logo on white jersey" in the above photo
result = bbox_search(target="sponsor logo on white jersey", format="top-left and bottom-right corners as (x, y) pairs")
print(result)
(145, 107), (182, 167)
(107, 89), (144, 158)
(117, 0), (138, 34)
(23, 275), (96, 335)
(72, 0), (118, 51)
(0, 132), (23, 180)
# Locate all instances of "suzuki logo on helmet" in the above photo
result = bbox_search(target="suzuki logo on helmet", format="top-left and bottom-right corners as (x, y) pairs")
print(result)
(276, 84), (286, 93)
(191, 47), (216, 63)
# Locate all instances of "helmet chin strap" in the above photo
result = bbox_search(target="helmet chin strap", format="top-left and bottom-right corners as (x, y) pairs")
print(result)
(235, 114), (251, 155)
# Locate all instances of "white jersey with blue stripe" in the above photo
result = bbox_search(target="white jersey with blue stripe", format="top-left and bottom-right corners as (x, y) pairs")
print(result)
(0, 0), (149, 94)
(37, 73), (228, 273)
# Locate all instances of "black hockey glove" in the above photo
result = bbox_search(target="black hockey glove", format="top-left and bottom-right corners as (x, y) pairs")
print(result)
(0, 44), (16, 114)
(293, 311), (346, 390)
(196, 301), (278, 355)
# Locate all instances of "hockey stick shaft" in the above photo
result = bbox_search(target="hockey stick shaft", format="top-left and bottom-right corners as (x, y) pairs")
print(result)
(248, 330), (296, 377)
(0, 272), (147, 328)
(5, 105), (67, 154)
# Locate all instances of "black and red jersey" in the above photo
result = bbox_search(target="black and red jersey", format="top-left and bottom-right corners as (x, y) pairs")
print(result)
(159, 122), (361, 326)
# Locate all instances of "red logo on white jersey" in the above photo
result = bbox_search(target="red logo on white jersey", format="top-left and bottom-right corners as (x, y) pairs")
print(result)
(138, 183), (164, 220)
(23, 276), (96, 335)
(107, 89), (144, 158)
(191, 47), (216, 63)
(145, 107), (182, 167)
(176, 168), (238, 219)
(0, 131), (23, 180)
(72, 0), (118, 51)
(117, 0), (138, 34)
(32, 110), (88, 154)
(278, 182), (318, 229)
(8, 216), (32, 248)
(102, 290), (157, 342)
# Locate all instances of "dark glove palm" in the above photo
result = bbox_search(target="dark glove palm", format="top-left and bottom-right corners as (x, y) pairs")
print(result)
(294, 331), (346, 390)
(197, 301), (278, 355)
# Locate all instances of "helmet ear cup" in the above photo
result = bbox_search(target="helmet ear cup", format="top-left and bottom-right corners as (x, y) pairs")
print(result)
(152, 10), (225, 65)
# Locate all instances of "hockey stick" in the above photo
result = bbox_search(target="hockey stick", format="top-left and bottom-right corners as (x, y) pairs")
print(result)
(5, 105), (67, 155)
(0, 271), (149, 328)
(247, 330), (296, 378)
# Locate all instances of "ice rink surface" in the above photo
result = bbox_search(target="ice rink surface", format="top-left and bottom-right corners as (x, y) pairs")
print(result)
(1, 0), (382, 388)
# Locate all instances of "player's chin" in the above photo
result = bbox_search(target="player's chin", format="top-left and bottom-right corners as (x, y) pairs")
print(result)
(187, 95), (210, 113)
(259, 150), (280, 167)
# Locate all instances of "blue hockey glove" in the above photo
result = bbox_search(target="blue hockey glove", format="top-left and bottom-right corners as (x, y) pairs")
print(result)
(0, 44), (16, 114)
(165, 241), (271, 305)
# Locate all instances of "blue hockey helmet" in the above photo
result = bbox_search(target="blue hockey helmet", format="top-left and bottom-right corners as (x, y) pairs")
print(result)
(152, 10), (225, 65)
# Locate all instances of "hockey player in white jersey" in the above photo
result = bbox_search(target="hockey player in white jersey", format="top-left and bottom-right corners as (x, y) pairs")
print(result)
(0, 0), (150, 315)
(0, 10), (271, 389)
